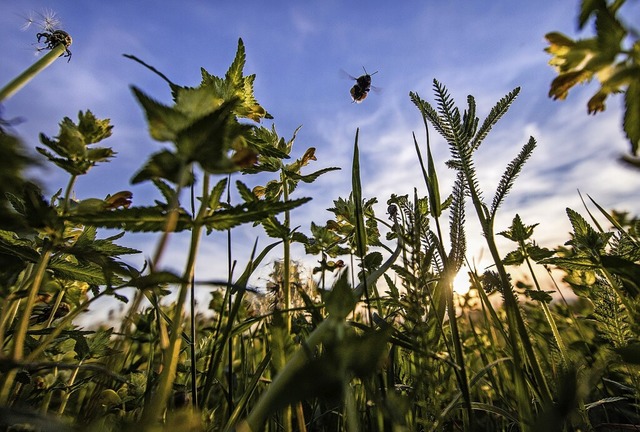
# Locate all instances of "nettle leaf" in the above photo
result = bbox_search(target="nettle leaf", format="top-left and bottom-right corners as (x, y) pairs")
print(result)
(131, 86), (190, 142)
(525, 289), (554, 304)
(173, 85), (224, 119)
(38, 111), (114, 175)
(208, 178), (228, 211)
(0, 230), (39, 262)
(66, 206), (192, 233)
(128, 271), (185, 289)
(261, 216), (289, 239)
(49, 257), (116, 286)
(528, 244), (555, 261)
(132, 150), (195, 185)
(503, 249), (526, 266)
(624, 78), (640, 155)
(235, 180), (256, 203)
(285, 167), (341, 184)
(202, 197), (311, 231)
(77, 110), (113, 144)
(541, 256), (599, 271)
(499, 214), (538, 242)
(325, 271), (357, 319)
(600, 255), (640, 297)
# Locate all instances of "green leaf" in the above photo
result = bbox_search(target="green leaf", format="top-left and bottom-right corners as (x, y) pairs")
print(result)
(624, 77), (640, 155)
(261, 216), (289, 239)
(127, 271), (185, 289)
(48, 257), (116, 286)
(202, 197), (311, 231)
(525, 289), (554, 303)
(0, 230), (39, 263)
(502, 249), (525, 266)
(37, 111), (114, 175)
(131, 86), (189, 142)
(77, 110), (113, 144)
(600, 254), (640, 297)
(285, 167), (341, 183)
(325, 271), (357, 319)
(131, 150), (194, 185)
(207, 178), (228, 212)
(499, 214), (538, 242)
(66, 206), (192, 233)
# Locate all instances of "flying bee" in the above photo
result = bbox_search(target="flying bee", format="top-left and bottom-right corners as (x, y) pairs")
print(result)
(345, 67), (379, 103)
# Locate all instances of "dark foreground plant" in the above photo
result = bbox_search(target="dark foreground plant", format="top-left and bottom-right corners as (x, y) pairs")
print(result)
(1, 32), (640, 432)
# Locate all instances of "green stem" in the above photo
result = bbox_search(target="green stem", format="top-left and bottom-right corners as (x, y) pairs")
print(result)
(11, 249), (53, 361)
(0, 44), (68, 103)
(280, 170), (293, 432)
(141, 173), (210, 425)
(523, 255), (567, 363)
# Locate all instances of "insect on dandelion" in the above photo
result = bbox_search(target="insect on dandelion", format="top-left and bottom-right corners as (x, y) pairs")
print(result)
(20, 9), (72, 61)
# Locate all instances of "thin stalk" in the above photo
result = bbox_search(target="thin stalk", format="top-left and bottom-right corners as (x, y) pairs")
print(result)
(522, 254), (567, 363)
(141, 173), (210, 425)
(11, 249), (53, 361)
(0, 44), (68, 103)
(226, 173), (234, 416)
(57, 360), (82, 415)
(279, 170), (293, 432)
(189, 166), (198, 409)
(0, 249), (51, 404)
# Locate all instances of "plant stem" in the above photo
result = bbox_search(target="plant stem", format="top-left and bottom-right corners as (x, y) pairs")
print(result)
(141, 173), (210, 425)
(0, 44), (68, 103)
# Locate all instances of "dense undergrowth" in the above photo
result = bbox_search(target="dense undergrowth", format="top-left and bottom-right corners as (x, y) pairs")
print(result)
(1, 3), (640, 431)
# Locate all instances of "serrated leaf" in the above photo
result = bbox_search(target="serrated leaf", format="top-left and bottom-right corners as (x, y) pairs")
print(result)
(131, 86), (189, 142)
(0, 230), (39, 263)
(132, 150), (194, 185)
(261, 216), (289, 239)
(285, 167), (341, 184)
(226, 38), (246, 85)
(65, 206), (192, 233)
(624, 77), (640, 155)
(541, 256), (599, 270)
(502, 249), (525, 266)
(174, 85), (224, 119)
(208, 178), (228, 210)
(202, 197), (311, 231)
(48, 258), (114, 286)
(128, 271), (185, 289)
(77, 110), (113, 144)
(235, 180), (257, 203)
(526, 289), (554, 303)
(325, 271), (356, 319)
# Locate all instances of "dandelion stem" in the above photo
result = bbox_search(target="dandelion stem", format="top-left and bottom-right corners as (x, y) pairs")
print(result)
(0, 43), (67, 103)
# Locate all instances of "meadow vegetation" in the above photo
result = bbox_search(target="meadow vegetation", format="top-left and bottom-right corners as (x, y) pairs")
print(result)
(0, 1), (639, 431)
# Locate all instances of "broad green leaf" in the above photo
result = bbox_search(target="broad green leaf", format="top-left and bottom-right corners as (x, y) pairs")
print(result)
(202, 197), (311, 231)
(131, 150), (194, 185)
(49, 257), (116, 286)
(66, 206), (192, 233)
(325, 271), (356, 319)
(131, 86), (189, 142)
(624, 77), (640, 155)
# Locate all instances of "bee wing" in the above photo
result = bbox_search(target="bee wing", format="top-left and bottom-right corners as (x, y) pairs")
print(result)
(340, 69), (358, 81)
(370, 85), (383, 94)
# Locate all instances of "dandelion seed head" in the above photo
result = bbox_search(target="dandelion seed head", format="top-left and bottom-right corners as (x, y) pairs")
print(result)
(19, 11), (36, 31)
(39, 8), (61, 31)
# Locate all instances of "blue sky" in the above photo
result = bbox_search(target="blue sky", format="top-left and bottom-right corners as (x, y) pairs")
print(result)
(1, 1), (639, 301)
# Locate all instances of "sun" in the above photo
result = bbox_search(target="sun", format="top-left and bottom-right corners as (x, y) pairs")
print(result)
(452, 270), (471, 295)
